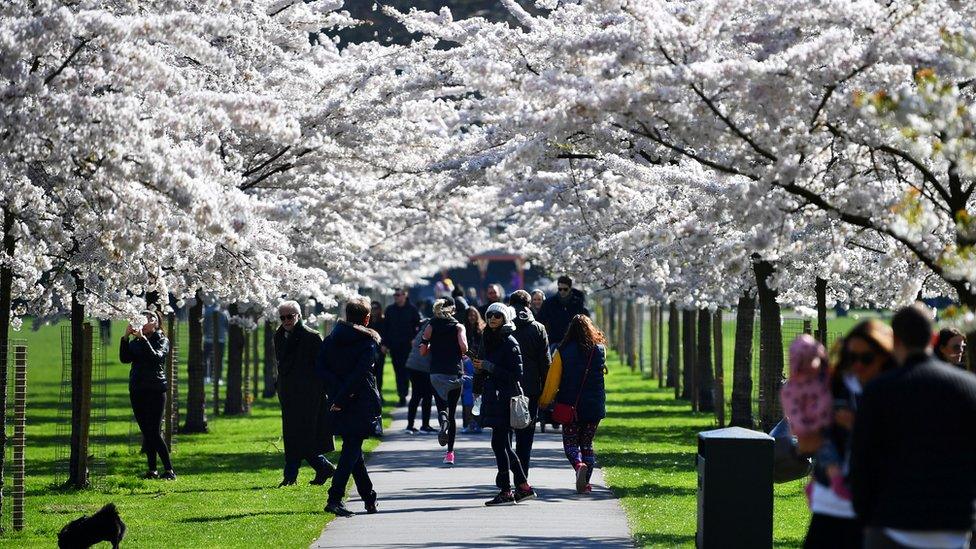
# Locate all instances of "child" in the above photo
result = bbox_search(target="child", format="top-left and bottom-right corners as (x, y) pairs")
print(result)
(780, 334), (849, 499)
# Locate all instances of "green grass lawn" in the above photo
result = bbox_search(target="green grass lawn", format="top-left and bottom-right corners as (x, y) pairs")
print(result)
(599, 352), (810, 548)
(0, 320), (397, 547)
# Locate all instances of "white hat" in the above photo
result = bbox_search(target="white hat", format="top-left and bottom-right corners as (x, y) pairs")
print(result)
(485, 302), (516, 328)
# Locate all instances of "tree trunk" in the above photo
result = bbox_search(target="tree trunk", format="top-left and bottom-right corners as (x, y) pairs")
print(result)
(815, 278), (828, 345)
(697, 309), (714, 412)
(251, 323), (259, 400)
(658, 305), (665, 384)
(667, 302), (680, 395)
(755, 259), (785, 432)
(625, 300), (637, 371)
(713, 308), (726, 427)
(211, 310), (223, 417)
(607, 297), (617, 350)
(68, 273), (90, 488)
(681, 309), (697, 403)
(223, 305), (245, 415)
(242, 329), (251, 413)
(731, 293), (756, 428)
(0, 207), (15, 516)
(263, 321), (276, 398)
(182, 290), (208, 433)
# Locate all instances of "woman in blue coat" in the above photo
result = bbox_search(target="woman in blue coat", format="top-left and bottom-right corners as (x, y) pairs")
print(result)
(473, 303), (535, 506)
(540, 314), (607, 494)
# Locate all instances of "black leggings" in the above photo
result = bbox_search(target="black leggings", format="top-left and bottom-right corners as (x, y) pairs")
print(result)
(407, 370), (433, 428)
(490, 425), (526, 491)
(434, 387), (461, 452)
(130, 389), (173, 472)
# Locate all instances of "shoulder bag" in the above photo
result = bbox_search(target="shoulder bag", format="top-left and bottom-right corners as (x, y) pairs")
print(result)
(552, 347), (595, 425)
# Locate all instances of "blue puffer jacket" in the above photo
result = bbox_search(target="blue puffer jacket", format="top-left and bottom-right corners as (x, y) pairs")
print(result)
(554, 342), (606, 422)
(316, 321), (383, 438)
(479, 326), (523, 429)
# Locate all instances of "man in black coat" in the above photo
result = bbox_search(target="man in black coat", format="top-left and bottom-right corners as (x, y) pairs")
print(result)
(317, 297), (382, 517)
(851, 304), (976, 548)
(273, 301), (335, 487)
(539, 276), (590, 351)
(383, 289), (421, 407)
(478, 283), (505, 318)
(509, 290), (551, 477)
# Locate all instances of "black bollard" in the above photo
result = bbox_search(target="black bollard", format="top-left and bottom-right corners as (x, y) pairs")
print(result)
(696, 427), (774, 549)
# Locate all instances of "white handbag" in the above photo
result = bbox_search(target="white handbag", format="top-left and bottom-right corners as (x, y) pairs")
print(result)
(510, 382), (532, 429)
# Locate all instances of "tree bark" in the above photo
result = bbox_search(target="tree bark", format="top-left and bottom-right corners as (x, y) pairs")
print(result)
(251, 322), (259, 400)
(658, 305), (665, 384)
(713, 308), (726, 427)
(242, 329), (251, 413)
(755, 259), (785, 431)
(211, 310), (223, 417)
(68, 273), (90, 488)
(0, 207), (15, 517)
(263, 321), (276, 398)
(681, 309), (697, 403)
(223, 304), (245, 415)
(815, 277), (828, 345)
(731, 292), (756, 428)
(696, 309), (714, 412)
(607, 297), (617, 350)
(667, 302), (680, 395)
(625, 300), (637, 371)
(182, 290), (207, 433)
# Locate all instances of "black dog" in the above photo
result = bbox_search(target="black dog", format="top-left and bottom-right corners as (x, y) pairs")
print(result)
(58, 503), (126, 549)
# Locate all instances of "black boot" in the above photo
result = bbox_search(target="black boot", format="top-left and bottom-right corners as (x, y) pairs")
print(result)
(309, 461), (336, 485)
(363, 490), (378, 514)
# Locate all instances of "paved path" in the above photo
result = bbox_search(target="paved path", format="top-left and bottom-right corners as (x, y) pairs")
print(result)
(312, 407), (634, 548)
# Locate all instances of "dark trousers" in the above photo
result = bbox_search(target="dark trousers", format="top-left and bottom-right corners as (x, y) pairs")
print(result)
(407, 370), (433, 428)
(284, 454), (332, 482)
(389, 343), (411, 400)
(863, 528), (910, 549)
(434, 387), (462, 452)
(491, 425), (527, 491)
(803, 513), (862, 549)
(327, 435), (373, 505)
(130, 389), (173, 472)
(514, 396), (539, 477)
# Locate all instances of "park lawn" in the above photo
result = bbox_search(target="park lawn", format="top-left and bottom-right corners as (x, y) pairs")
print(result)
(600, 351), (811, 548)
(1, 320), (397, 548)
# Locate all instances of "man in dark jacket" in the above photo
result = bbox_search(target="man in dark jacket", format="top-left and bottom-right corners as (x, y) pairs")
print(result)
(509, 290), (551, 476)
(273, 301), (335, 488)
(383, 288), (421, 406)
(851, 304), (976, 548)
(539, 276), (590, 351)
(478, 283), (505, 318)
(317, 296), (382, 517)
(451, 287), (469, 324)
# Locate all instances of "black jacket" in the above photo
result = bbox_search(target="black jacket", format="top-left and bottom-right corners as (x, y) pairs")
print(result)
(316, 321), (383, 438)
(851, 353), (976, 531)
(274, 321), (333, 457)
(511, 305), (551, 397)
(539, 288), (590, 345)
(452, 296), (469, 325)
(120, 331), (169, 393)
(383, 302), (421, 347)
(479, 326), (523, 429)
(428, 317), (463, 377)
(554, 342), (606, 422)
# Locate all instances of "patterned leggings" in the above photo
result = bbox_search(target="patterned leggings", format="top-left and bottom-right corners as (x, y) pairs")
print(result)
(563, 421), (599, 479)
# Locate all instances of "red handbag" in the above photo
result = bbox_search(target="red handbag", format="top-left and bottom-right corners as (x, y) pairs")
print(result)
(552, 347), (595, 425)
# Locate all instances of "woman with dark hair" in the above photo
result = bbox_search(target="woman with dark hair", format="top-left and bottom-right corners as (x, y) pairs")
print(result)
(801, 319), (895, 549)
(540, 314), (607, 494)
(934, 327), (967, 368)
(120, 310), (176, 480)
(473, 303), (535, 506)
(368, 301), (387, 394)
(461, 307), (486, 433)
(420, 298), (468, 465)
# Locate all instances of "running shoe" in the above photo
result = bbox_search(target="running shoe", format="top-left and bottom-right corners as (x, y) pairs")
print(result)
(575, 463), (589, 494)
(364, 490), (378, 514)
(484, 491), (515, 506)
(324, 502), (354, 517)
(438, 415), (449, 447)
(443, 451), (455, 466)
(514, 486), (536, 503)
(403, 426), (419, 435)
(419, 425), (437, 434)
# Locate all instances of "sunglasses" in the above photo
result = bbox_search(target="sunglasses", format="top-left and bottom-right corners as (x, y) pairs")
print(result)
(848, 351), (876, 365)
(558, 287), (570, 292)
(280, 313), (297, 321)
(486, 312), (505, 320)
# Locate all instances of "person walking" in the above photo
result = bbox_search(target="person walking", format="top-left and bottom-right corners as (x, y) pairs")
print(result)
(383, 289), (421, 407)
(540, 314), (607, 494)
(120, 311), (176, 480)
(451, 287), (469, 324)
(474, 303), (535, 505)
(539, 276), (590, 353)
(273, 301), (335, 487)
(509, 290), (550, 477)
(934, 327), (967, 368)
(478, 283), (505, 317)
(404, 318), (436, 434)
(316, 297), (382, 517)
(420, 298), (468, 465)
(851, 304), (976, 549)
(462, 307), (487, 434)
(530, 290), (545, 318)
(368, 301), (387, 394)
(800, 320), (894, 549)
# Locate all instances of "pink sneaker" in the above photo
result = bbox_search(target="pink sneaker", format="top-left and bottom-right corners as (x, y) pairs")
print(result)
(443, 451), (455, 466)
